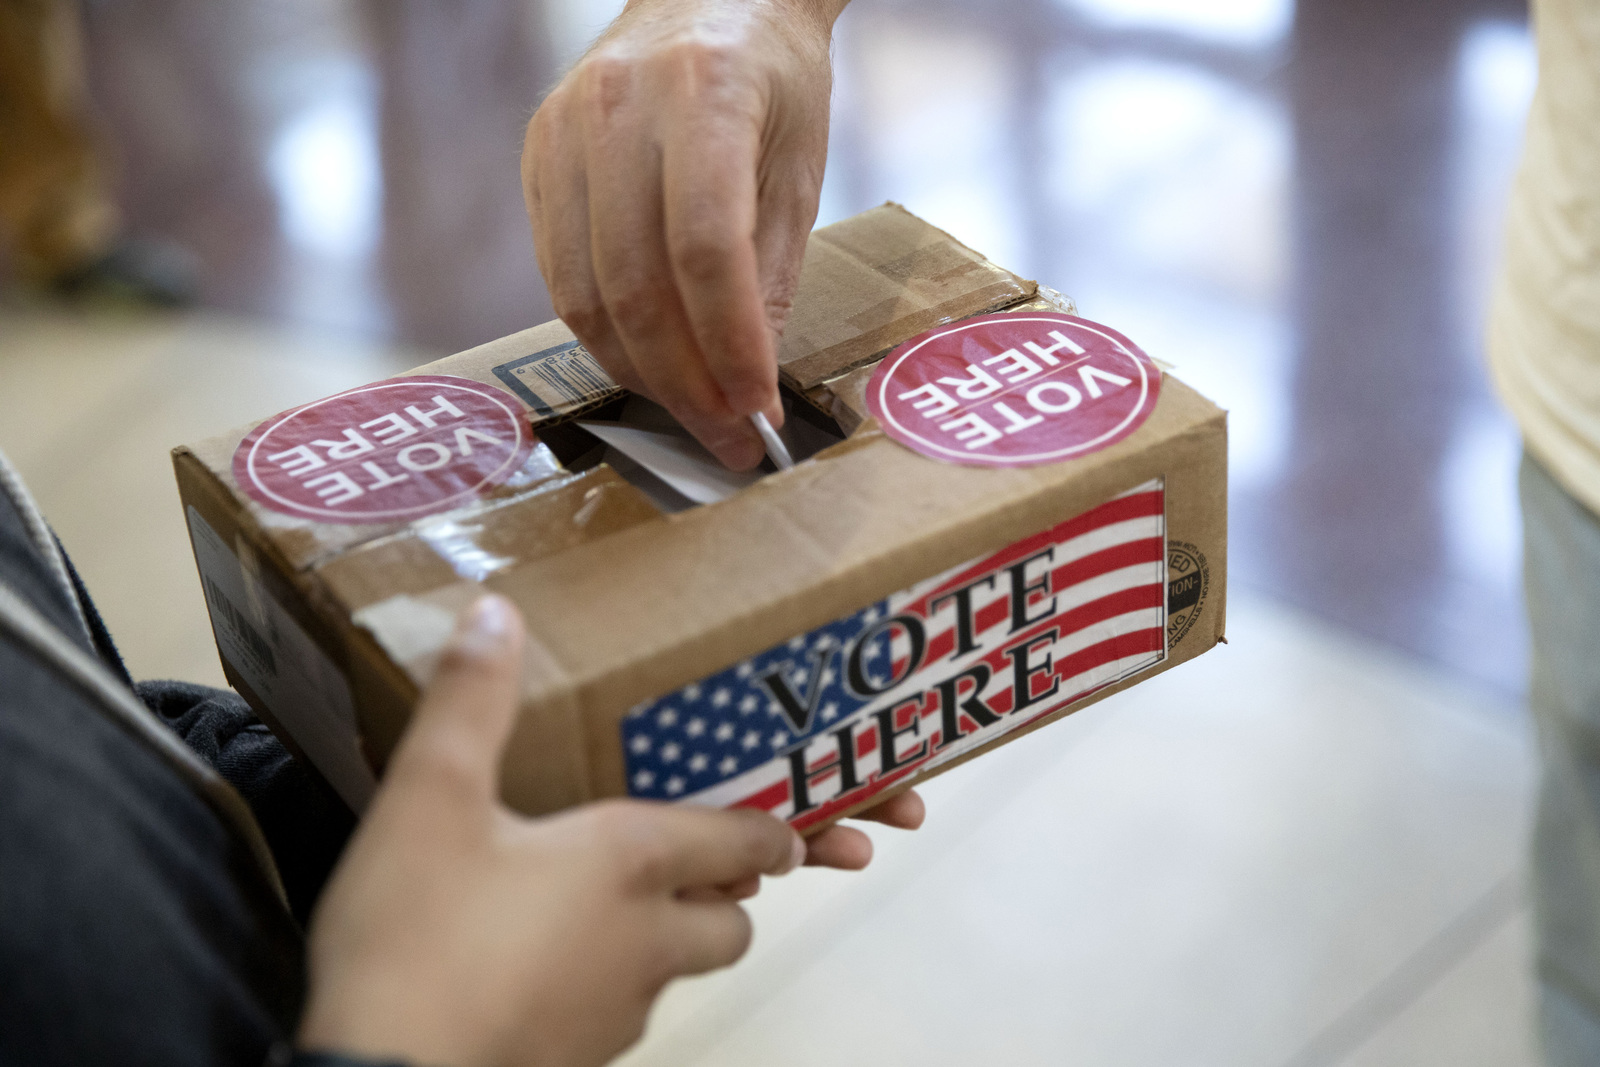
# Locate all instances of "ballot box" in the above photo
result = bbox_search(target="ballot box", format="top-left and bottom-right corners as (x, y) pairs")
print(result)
(172, 203), (1227, 832)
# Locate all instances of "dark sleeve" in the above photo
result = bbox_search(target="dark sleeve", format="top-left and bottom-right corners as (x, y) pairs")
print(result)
(270, 1045), (411, 1067)
(1, 484), (310, 1065)
(0, 648), (306, 1067)
(138, 681), (357, 925)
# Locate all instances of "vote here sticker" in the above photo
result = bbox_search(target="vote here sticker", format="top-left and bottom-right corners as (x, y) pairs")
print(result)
(866, 313), (1161, 467)
(233, 374), (534, 523)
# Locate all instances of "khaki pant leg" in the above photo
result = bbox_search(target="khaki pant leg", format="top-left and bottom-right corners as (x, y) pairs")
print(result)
(1521, 450), (1600, 1065)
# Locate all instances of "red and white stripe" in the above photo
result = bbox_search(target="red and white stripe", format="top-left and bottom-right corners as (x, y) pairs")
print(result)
(686, 479), (1167, 826)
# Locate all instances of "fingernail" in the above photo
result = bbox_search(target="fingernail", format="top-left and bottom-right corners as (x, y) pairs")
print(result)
(731, 387), (781, 423)
(456, 595), (515, 656)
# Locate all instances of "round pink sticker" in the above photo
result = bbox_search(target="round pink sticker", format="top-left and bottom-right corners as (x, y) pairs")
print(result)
(233, 374), (533, 523)
(866, 313), (1161, 467)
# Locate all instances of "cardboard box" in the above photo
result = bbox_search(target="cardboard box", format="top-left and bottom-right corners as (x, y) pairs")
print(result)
(174, 203), (1227, 831)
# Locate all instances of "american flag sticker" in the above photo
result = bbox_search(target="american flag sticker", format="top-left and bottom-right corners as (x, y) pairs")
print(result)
(621, 478), (1168, 831)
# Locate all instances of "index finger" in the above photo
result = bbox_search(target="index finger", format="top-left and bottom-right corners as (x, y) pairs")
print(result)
(662, 94), (782, 425)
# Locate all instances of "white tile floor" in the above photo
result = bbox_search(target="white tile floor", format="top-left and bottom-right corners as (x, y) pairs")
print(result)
(0, 308), (1538, 1066)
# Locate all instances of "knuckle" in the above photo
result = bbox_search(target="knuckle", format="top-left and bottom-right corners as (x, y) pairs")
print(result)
(655, 381), (721, 422)
(577, 54), (636, 121)
(731, 813), (781, 870)
(606, 278), (673, 335)
(550, 287), (609, 339)
(525, 96), (572, 169)
(669, 229), (738, 288)
(764, 292), (796, 338)
(664, 38), (738, 86)
(587, 801), (669, 885)
(624, 828), (675, 890)
(662, 39), (766, 125)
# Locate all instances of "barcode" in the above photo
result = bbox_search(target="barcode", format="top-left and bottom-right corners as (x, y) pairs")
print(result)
(493, 341), (618, 417)
(205, 577), (277, 676)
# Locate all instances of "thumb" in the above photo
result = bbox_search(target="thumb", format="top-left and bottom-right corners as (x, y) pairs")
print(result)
(386, 594), (526, 807)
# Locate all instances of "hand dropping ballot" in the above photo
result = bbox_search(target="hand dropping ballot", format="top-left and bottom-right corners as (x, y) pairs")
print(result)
(173, 203), (1226, 830)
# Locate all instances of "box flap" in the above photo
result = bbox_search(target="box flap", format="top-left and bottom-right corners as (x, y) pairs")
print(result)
(776, 203), (1035, 390)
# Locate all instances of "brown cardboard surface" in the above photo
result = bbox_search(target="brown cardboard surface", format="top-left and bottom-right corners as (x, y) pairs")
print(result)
(315, 466), (661, 612)
(776, 203), (1034, 390)
(172, 204), (1226, 832)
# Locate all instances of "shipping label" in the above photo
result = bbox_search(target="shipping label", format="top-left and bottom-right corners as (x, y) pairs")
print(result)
(492, 340), (618, 418)
(187, 506), (375, 810)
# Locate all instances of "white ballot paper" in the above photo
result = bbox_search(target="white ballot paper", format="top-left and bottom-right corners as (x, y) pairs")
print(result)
(577, 397), (842, 512)
(577, 419), (764, 506)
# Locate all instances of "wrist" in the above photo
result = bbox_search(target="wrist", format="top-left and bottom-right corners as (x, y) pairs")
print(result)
(618, 0), (850, 36)
(781, 0), (851, 29)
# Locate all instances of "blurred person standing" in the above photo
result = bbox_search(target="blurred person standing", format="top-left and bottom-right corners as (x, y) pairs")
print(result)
(0, 0), (191, 303)
(1489, 1), (1600, 1063)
